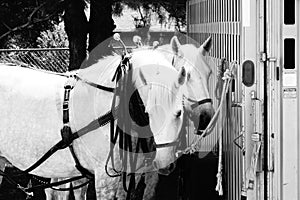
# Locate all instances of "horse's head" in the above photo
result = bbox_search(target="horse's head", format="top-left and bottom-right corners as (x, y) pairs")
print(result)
(159, 36), (215, 135)
(130, 49), (187, 172)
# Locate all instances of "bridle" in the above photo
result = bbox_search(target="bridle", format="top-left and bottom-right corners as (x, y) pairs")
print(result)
(154, 55), (214, 149)
(153, 96), (213, 150)
(185, 97), (213, 110)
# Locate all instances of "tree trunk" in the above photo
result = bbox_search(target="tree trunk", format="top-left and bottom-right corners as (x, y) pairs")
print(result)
(64, 0), (88, 71)
(88, 0), (115, 55)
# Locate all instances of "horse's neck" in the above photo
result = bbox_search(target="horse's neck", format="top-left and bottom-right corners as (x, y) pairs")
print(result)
(68, 56), (121, 133)
(79, 55), (121, 88)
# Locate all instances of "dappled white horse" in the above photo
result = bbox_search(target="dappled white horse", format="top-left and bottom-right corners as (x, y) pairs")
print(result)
(158, 36), (215, 136)
(0, 48), (187, 199)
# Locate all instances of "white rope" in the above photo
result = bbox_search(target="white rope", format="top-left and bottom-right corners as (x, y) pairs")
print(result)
(215, 63), (236, 196)
(181, 62), (236, 155)
(215, 97), (224, 195)
(179, 60), (237, 195)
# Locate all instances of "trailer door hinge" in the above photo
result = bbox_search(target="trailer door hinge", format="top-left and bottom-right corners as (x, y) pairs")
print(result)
(268, 57), (277, 62)
(252, 132), (262, 142)
(260, 52), (267, 62)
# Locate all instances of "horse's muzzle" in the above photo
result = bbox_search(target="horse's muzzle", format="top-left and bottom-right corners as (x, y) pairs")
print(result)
(153, 161), (176, 176)
(195, 109), (214, 135)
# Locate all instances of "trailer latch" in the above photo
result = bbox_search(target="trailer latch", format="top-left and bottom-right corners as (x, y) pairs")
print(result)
(252, 132), (262, 142)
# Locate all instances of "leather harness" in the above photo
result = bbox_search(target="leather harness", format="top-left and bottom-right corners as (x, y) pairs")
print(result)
(0, 54), (213, 196)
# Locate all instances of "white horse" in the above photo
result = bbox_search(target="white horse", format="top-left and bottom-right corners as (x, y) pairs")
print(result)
(0, 48), (187, 199)
(158, 36), (215, 136)
(44, 178), (88, 200)
(46, 36), (216, 200)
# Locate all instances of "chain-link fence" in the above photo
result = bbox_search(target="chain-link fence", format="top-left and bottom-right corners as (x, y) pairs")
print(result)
(0, 48), (69, 73)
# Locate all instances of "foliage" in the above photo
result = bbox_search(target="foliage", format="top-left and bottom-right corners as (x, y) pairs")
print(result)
(112, 0), (187, 31)
(37, 22), (68, 48)
(0, 0), (64, 48)
(0, 0), (186, 49)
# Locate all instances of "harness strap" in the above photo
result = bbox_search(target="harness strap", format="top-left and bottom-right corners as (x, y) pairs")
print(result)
(155, 140), (180, 148)
(0, 168), (88, 196)
(24, 76), (116, 175)
(0, 169), (33, 197)
(61, 77), (95, 180)
(188, 98), (213, 110)
(69, 144), (94, 179)
(51, 179), (90, 191)
(25, 175), (86, 193)
(105, 69), (124, 178)
(23, 140), (71, 173)
(104, 95), (121, 177)
(74, 75), (114, 93)
(22, 108), (116, 174)
(72, 107), (117, 140)
(0, 60), (130, 194)
(132, 173), (146, 199)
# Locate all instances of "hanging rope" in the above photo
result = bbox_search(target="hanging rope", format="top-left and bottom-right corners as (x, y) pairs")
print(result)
(178, 59), (237, 196)
(215, 61), (237, 196)
(180, 60), (236, 155)
(215, 60), (232, 196)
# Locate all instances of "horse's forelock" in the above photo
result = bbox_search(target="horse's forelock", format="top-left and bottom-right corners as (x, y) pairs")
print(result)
(144, 83), (181, 114)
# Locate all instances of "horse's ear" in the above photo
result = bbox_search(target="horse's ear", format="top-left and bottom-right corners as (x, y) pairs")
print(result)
(200, 36), (212, 56)
(177, 66), (187, 86)
(133, 35), (142, 47)
(170, 36), (181, 55)
(139, 69), (147, 86)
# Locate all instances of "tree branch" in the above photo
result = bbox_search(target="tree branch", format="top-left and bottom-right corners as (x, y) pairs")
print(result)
(0, 2), (58, 41)
(28, 2), (47, 22)
(2, 22), (12, 31)
(137, 6), (146, 26)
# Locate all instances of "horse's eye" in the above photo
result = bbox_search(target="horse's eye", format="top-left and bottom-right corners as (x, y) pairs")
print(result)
(175, 110), (182, 118)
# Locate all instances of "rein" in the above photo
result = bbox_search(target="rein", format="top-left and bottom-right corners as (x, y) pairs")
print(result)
(0, 58), (124, 196)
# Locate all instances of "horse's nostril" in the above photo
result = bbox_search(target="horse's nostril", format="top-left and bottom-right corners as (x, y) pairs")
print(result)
(168, 162), (176, 172)
(194, 111), (213, 135)
(199, 113), (211, 128)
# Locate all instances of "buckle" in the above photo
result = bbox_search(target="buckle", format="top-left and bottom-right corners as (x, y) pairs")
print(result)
(63, 102), (69, 110)
(64, 75), (77, 89)
(64, 84), (73, 90)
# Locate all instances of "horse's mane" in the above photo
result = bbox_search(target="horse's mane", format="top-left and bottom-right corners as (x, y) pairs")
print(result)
(79, 47), (167, 87)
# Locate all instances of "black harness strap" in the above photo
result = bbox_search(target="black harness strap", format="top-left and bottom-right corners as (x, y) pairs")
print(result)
(69, 144), (94, 179)
(71, 107), (117, 141)
(22, 108), (116, 175)
(61, 77), (95, 179)
(74, 75), (114, 93)
(23, 140), (71, 174)
(0, 58), (138, 194)
(189, 98), (213, 110)
(51, 179), (90, 191)
(25, 175), (86, 193)
(0, 169), (33, 196)
(104, 84), (121, 177)
(155, 140), (180, 149)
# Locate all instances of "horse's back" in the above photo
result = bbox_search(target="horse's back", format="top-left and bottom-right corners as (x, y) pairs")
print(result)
(0, 64), (66, 97)
(0, 64), (75, 175)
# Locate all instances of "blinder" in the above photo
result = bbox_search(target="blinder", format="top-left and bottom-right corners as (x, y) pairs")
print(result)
(129, 90), (149, 127)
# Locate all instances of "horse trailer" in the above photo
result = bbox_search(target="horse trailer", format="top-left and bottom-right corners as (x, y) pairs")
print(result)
(187, 0), (300, 199)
